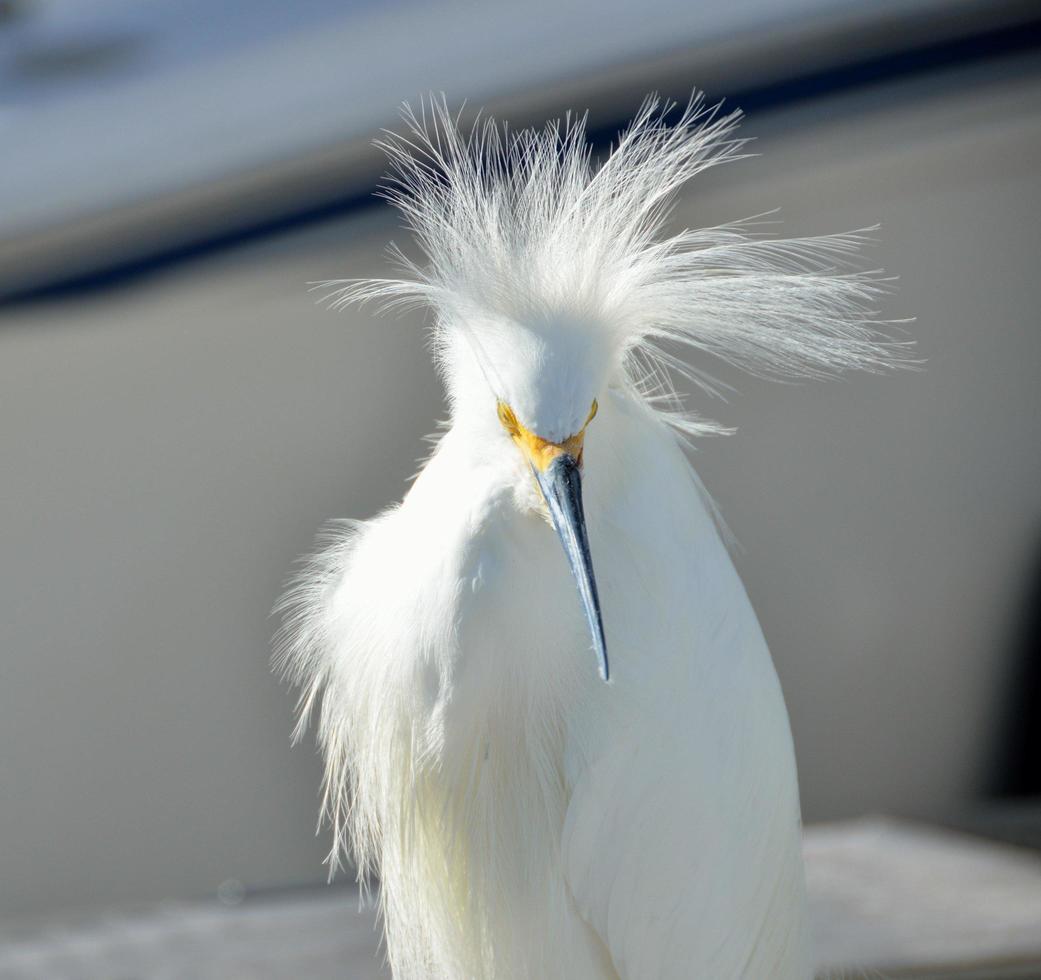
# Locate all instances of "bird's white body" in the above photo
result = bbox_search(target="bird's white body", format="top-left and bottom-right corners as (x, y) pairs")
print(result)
(295, 393), (809, 979)
(279, 96), (902, 980)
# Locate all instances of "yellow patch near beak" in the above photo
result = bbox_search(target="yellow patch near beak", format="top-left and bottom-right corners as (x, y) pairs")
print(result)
(497, 400), (597, 472)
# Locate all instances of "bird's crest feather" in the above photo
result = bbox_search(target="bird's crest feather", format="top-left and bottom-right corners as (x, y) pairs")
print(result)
(320, 93), (912, 438)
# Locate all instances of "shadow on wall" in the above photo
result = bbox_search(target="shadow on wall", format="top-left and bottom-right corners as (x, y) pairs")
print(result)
(994, 532), (1041, 798)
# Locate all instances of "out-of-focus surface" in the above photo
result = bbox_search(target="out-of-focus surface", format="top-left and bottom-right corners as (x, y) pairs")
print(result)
(806, 820), (1041, 977)
(0, 885), (391, 980)
(0, 0), (1029, 296)
(4, 820), (1041, 980)
(688, 62), (1041, 823)
(2, 0), (1040, 935)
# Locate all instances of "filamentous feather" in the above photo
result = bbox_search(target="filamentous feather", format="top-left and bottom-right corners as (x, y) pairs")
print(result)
(276, 93), (908, 980)
(320, 94), (907, 437)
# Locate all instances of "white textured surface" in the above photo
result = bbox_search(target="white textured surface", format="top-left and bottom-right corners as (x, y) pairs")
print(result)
(807, 819), (1041, 977)
(0, 889), (389, 980)
(4, 821), (1041, 978)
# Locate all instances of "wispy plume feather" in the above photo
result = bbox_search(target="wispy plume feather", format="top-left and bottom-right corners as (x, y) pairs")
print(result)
(320, 92), (911, 438)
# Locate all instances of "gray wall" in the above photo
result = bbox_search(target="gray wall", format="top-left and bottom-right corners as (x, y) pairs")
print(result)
(2, 62), (1039, 920)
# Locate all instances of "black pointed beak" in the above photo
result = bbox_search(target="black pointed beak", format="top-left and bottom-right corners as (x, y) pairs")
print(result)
(533, 454), (609, 682)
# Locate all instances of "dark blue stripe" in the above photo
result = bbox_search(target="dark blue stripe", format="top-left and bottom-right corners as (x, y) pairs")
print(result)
(6, 14), (1041, 307)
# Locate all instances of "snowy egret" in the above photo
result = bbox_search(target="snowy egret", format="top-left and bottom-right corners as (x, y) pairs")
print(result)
(277, 94), (906, 979)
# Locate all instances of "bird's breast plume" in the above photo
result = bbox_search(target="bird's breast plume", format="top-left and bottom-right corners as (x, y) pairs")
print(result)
(318, 92), (912, 437)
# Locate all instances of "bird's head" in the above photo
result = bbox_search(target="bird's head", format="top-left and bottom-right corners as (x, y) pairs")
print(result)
(442, 311), (613, 677)
(495, 393), (607, 672)
(321, 94), (908, 683)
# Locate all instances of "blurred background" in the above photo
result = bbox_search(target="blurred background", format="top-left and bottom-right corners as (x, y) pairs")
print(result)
(1, 0), (1040, 975)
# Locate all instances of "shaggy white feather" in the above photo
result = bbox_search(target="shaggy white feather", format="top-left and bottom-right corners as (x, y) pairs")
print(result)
(320, 93), (907, 438)
(276, 94), (906, 980)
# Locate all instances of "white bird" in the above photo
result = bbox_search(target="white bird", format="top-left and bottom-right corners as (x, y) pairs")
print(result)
(277, 94), (905, 980)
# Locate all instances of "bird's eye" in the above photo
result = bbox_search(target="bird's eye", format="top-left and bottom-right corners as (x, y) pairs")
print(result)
(497, 401), (520, 437)
(585, 399), (599, 427)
